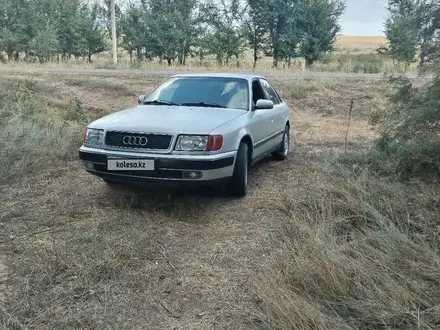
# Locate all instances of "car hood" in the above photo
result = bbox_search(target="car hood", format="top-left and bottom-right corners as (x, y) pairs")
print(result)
(89, 105), (247, 134)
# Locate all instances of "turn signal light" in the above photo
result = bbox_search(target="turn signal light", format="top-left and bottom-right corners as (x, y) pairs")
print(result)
(83, 128), (88, 143)
(206, 135), (223, 151)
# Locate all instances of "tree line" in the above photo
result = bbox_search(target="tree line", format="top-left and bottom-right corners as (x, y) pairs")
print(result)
(0, 0), (105, 63)
(0, 0), (345, 68)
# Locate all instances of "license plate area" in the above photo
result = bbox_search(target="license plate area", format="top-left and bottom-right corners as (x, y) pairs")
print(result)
(107, 158), (155, 171)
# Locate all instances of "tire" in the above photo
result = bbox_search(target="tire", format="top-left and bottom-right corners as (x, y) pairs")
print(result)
(272, 125), (290, 161)
(226, 142), (249, 197)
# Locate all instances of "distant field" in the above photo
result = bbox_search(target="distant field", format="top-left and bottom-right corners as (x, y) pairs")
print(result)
(336, 35), (388, 53)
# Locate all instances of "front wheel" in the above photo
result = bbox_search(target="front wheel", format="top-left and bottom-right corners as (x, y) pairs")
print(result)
(226, 142), (249, 197)
(272, 125), (290, 161)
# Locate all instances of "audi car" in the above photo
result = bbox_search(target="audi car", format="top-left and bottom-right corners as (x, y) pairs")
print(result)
(79, 73), (291, 197)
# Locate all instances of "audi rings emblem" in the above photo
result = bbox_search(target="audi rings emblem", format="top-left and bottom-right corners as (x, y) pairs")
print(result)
(123, 136), (148, 146)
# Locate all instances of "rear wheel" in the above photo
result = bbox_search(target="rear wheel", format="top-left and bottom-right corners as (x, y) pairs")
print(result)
(226, 142), (249, 197)
(272, 125), (290, 161)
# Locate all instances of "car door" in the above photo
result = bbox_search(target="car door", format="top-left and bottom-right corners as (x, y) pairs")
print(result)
(247, 79), (277, 159)
(258, 78), (287, 148)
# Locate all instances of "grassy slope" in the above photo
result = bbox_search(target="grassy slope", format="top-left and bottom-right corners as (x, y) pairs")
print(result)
(0, 73), (439, 329)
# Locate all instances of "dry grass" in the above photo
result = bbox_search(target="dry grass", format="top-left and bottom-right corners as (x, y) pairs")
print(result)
(0, 79), (83, 182)
(255, 161), (440, 329)
(0, 72), (439, 330)
(272, 78), (391, 119)
(1, 54), (407, 74)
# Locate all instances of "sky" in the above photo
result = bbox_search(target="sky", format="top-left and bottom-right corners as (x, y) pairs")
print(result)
(340, 0), (388, 36)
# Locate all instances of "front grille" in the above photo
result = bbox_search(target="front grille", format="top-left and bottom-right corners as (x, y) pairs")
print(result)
(105, 131), (172, 150)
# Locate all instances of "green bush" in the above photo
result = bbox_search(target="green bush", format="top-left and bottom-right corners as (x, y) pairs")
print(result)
(396, 139), (440, 179)
(351, 54), (384, 73)
(376, 75), (440, 179)
(318, 52), (333, 65)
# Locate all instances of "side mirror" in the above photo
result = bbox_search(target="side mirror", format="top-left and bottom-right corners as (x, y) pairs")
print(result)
(138, 95), (146, 104)
(255, 99), (274, 110)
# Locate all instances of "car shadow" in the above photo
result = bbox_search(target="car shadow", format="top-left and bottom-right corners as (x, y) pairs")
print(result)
(97, 181), (235, 222)
(93, 154), (286, 223)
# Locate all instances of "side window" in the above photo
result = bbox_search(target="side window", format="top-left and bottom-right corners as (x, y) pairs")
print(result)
(259, 79), (282, 104)
(252, 80), (265, 105)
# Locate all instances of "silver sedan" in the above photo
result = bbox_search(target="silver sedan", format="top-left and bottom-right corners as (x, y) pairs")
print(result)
(79, 73), (291, 197)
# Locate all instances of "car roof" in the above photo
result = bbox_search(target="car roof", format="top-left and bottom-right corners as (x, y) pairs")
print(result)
(171, 72), (265, 81)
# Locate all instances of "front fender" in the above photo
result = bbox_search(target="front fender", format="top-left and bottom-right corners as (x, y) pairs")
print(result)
(236, 127), (254, 151)
(209, 114), (254, 154)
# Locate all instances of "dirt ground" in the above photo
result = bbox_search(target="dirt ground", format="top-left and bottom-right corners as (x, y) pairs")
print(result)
(0, 73), (385, 329)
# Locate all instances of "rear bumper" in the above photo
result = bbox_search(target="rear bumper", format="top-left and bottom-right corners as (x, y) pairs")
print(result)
(78, 146), (236, 187)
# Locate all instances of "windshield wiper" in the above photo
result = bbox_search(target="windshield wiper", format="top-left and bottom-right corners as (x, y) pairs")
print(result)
(181, 102), (227, 108)
(142, 99), (179, 106)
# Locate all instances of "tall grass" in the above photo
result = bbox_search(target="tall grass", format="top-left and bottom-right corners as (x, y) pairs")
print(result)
(314, 53), (412, 74)
(1, 49), (416, 74)
(0, 79), (83, 182)
(256, 152), (440, 329)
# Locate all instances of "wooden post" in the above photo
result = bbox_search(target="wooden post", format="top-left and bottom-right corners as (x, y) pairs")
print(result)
(111, 0), (117, 64)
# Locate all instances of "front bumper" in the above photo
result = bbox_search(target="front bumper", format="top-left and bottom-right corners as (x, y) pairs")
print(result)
(78, 146), (236, 187)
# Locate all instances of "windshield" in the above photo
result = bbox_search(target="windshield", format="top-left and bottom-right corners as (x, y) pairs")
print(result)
(143, 77), (250, 111)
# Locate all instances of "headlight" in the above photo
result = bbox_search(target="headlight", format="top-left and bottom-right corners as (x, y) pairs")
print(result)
(83, 128), (104, 147)
(175, 135), (208, 151)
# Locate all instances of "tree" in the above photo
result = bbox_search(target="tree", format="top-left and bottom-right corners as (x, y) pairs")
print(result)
(243, 2), (268, 68)
(21, 0), (64, 61)
(416, 1), (440, 72)
(0, 0), (106, 62)
(55, 0), (83, 60)
(246, 0), (345, 68)
(77, 4), (107, 62)
(277, 8), (302, 67)
(199, 0), (247, 66)
(120, 0), (198, 65)
(385, 0), (419, 69)
(260, 0), (295, 68)
(98, 0), (122, 41)
(0, 0), (29, 60)
(298, 0), (345, 67)
(385, 0), (440, 73)
(120, 1), (146, 61)
(29, 24), (59, 62)
(174, 0), (199, 65)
